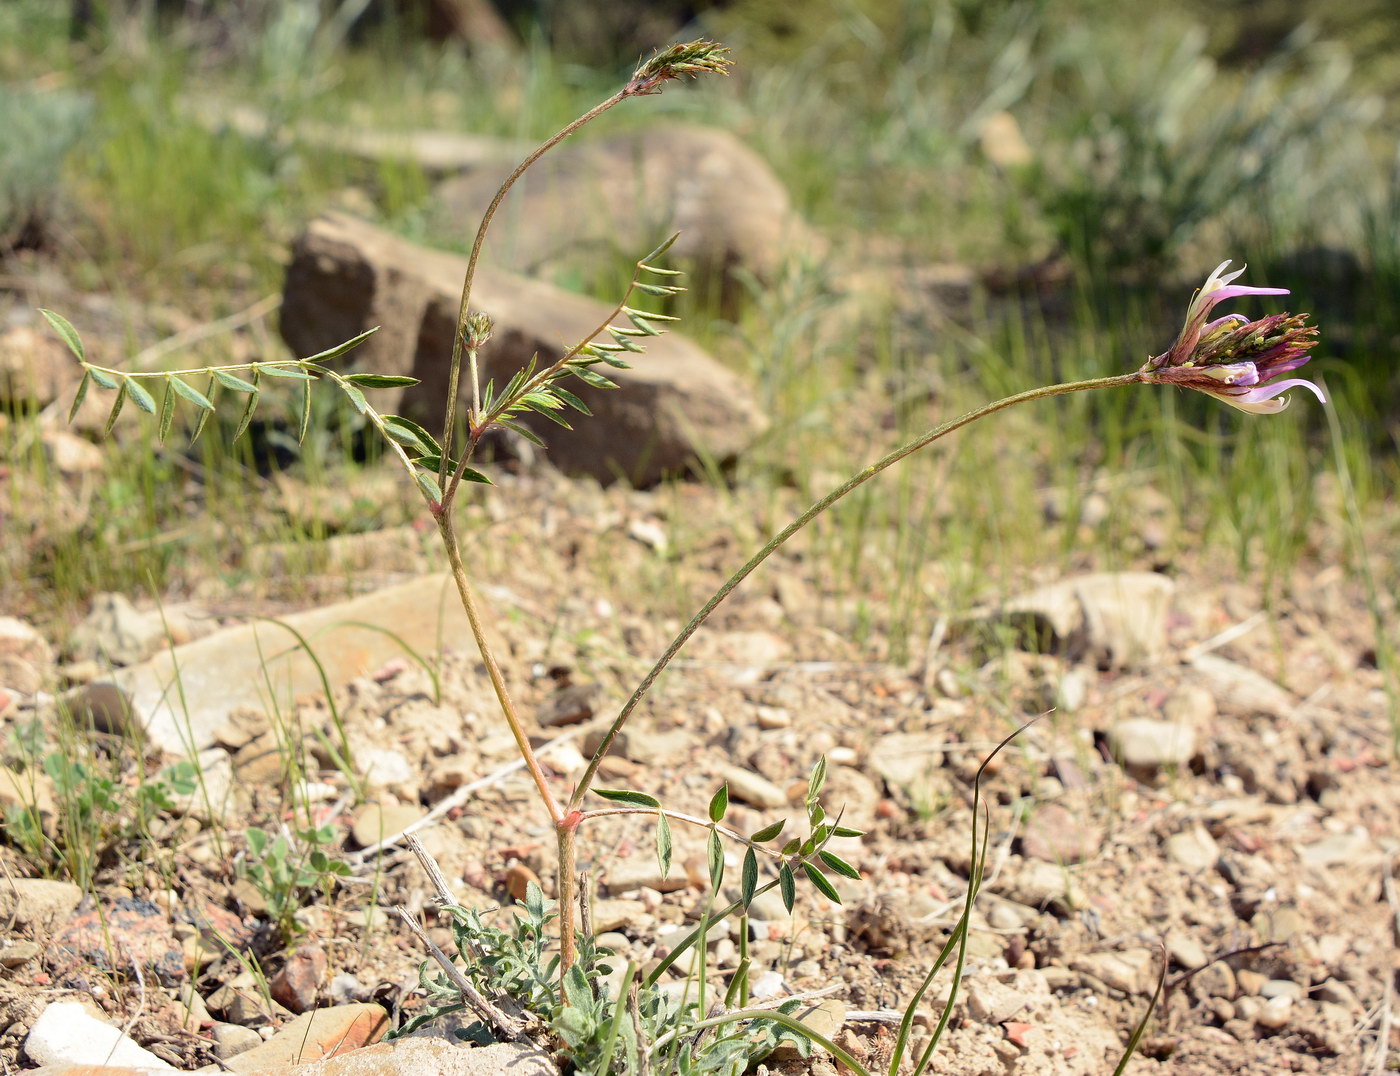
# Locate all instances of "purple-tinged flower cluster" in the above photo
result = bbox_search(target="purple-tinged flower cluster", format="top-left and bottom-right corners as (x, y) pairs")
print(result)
(626, 40), (733, 97)
(1140, 260), (1323, 414)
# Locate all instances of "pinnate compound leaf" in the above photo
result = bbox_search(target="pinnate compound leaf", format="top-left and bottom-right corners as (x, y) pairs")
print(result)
(818, 850), (861, 879)
(39, 308), (85, 362)
(803, 862), (841, 904)
(104, 382), (128, 436)
(345, 373), (419, 388)
(779, 863), (796, 912)
(707, 828), (724, 892)
(125, 377), (156, 414)
(68, 372), (91, 423)
(169, 377), (214, 411)
(708, 784), (729, 823)
(741, 848), (757, 906)
(594, 788), (661, 808)
(656, 812), (673, 878)
(749, 820), (785, 843)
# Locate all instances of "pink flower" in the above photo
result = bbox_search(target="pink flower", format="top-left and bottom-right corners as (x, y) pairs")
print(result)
(1141, 261), (1323, 414)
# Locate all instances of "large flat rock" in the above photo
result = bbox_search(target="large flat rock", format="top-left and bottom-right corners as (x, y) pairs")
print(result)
(84, 574), (471, 754)
(281, 212), (768, 486)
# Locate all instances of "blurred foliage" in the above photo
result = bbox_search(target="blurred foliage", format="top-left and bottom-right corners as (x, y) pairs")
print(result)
(0, 86), (92, 248)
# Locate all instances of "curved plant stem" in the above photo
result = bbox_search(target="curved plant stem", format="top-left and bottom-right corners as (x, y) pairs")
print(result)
(568, 371), (1146, 811)
(438, 90), (630, 491)
(435, 516), (561, 826)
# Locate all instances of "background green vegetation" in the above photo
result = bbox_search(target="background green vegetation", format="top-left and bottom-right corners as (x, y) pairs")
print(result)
(1, 0), (1395, 660)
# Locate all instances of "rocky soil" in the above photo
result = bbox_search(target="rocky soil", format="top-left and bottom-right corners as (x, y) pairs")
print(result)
(1, 454), (1397, 1075)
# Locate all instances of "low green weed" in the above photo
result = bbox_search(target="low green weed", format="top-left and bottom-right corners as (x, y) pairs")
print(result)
(238, 823), (352, 945)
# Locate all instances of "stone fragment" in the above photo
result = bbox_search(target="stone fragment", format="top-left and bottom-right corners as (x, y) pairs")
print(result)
(1002, 859), (1079, 910)
(1165, 825), (1220, 872)
(603, 858), (688, 894)
(1108, 718), (1197, 771)
(281, 212), (767, 486)
(964, 976), (1032, 1025)
(867, 732), (943, 789)
(269, 945), (328, 1014)
(94, 573), (485, 753)
(717, 764), (788, 809)
(433, 126), (815, 299)
(1298, 829), (1376, 869)
(505, 863), (541, 902)
(956, 572), (1174, 668)
(223, 1002), (389, 1072)
(235, 1033), (556, 1076)
(1189, 654), (1294, 719)
(24, 1000), (174, 1069)
(591, 899), (647, 933)
(356, 746), (415, 791)
(770, 998), (846, 1060)
(1020, 803), (1102, 865)
(0, 615), (54, 693)
(0, 940), (41, 967)
(51, 898), (184, 985)
(211, 1022), (264, 1060)
(66, 593), (187, 667)
(536, 682), (599, 727)
(1070, 948), (1158, 996)
(41, 428), (104, 475)
(351, 804), (425, 849)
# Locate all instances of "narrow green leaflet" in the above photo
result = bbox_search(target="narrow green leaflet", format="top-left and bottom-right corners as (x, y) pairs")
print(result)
(707, 828), (724, 892)
(345, 373), (420, 388)
(38, 308), (84, 362)
(656, 812), (673, 878)
(572, 367), (618, 390)
(708, 784), (729, 823)
(640, 232), (681, 264)
(802, 863), (841, 904)
(302, 326), (380, 364)
(298, 379), (312, 444)
(88, 366), (119, 390)
(633, 281), (684, 297)
(103, 381), (128, 437)
(338, 381), (369, 414)
(255, 364), (315, 380)
(414, 470), (443, 503)
(807, 756), (828, 804)
(831, 825), (865, 838)
(67, 371), (90, 423)
(191, 377), (217, 444)
(232, 391), (260, 443)
(749, 820), (785, 843)
(594, 788), (661, 808)
(741, 848), (757, 906)
(496, 417), (546, 447)
(550, 386), (592, 415)
(125, 377), (156, 414)
(169, 377), (213, 411)
(818, 850), (861, 879)
(381, 423), (427, 451)
(213, 370), (258, 393)
(779, 863), (796, 912)
(382, 415), (441, 454)
(158, 380), (175, 442)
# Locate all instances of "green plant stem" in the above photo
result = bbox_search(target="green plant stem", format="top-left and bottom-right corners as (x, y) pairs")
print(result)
(439, 89), (630, 491)
(435, 515), (561, 826)
(649, 1006), (869, 1075)
(580, 806), (785, 859)
(568, 371), (1146, 810)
